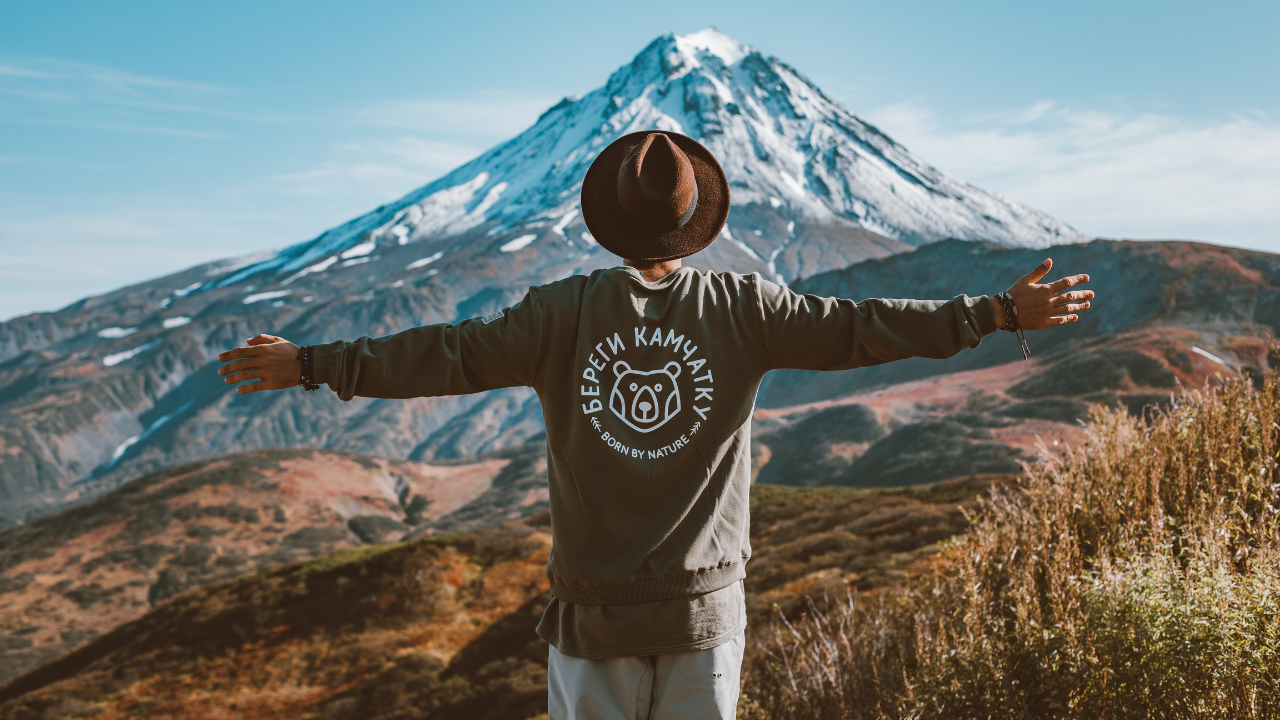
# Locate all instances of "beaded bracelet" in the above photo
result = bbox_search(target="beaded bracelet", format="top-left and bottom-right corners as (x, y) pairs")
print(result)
(297, 345), (320, 391)
(995, 292), (1030, 360)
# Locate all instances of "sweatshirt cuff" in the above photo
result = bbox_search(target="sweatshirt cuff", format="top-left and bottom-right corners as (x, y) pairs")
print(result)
(311, 341), (342, 390)
(972, 295), (998, 337)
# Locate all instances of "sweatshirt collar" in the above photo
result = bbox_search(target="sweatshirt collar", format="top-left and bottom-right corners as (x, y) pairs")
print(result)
(614, 265), (693, 289)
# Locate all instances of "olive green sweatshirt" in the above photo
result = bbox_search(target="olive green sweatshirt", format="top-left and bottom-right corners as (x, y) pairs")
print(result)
(314, 266), (996, 610)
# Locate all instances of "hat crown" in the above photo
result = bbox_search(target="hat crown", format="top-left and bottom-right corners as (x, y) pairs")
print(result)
(615, 133), (698, 232)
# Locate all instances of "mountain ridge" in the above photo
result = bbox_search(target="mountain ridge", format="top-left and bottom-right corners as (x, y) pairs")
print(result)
(206, 28), (1081, 294)
(0, 28), (1086, 524)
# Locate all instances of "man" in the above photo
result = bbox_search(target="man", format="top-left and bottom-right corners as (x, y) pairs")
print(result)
(217, 131), (1093, 719)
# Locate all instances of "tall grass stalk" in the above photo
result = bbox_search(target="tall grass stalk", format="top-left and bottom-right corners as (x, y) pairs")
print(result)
(743, 376), (1280, 719)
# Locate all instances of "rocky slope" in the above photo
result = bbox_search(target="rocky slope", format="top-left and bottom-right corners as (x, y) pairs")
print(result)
(0, 480), (999, 719)
(0, 28), (1083, 526)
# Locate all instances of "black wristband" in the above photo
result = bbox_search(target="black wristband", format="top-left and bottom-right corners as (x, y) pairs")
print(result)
(297, 345), (320, 391)
(995, 292), (1030, 361)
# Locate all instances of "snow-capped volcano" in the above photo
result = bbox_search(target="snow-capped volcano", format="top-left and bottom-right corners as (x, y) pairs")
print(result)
(219, 27), (1082, 290)
(0, 29), (1088, 525)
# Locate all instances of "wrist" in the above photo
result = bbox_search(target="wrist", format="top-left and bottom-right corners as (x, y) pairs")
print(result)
(989, 296), (1008, 329)
(297, 345), (320, 391)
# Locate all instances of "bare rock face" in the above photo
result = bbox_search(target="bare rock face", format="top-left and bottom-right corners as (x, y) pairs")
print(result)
(0, 29), (1083, 525)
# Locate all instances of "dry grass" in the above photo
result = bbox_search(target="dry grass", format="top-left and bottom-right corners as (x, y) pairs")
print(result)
(743, 375), (1280, 719)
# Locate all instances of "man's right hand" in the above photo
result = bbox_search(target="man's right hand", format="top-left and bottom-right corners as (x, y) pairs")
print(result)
(217, 334), (302, 394)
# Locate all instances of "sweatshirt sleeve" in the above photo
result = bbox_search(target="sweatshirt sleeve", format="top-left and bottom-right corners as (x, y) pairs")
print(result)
(753, 275), (998, 372)
(311, 288), (544, 400)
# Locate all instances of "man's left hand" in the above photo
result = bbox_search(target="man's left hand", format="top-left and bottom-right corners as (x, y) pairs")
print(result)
(993, 258), (1094, 330)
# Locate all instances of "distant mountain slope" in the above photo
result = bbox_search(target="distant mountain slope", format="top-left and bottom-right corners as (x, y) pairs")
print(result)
(758, 238), (1280, 408)
(0, 447), (543, 686)
(0, 28), (1084, 526)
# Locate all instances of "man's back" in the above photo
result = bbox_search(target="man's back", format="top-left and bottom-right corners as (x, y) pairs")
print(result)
(315, 263), (994, 605)
(217, 129), (1091, 720)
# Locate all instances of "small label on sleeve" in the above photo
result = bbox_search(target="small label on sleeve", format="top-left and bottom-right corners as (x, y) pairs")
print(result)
(481, 309), (505, 324)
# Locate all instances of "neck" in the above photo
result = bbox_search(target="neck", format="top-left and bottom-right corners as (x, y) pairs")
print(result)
(624, 258), (682, 283)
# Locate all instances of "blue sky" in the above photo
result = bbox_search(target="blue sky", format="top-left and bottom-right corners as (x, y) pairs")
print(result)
(1, 0), (1277, 320)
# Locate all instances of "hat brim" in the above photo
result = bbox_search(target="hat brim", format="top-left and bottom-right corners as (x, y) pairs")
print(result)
(581, 131), (730, 262)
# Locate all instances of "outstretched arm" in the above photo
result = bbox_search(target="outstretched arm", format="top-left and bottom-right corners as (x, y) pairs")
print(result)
(217, 289), (545, 398)
(758, 257), (1094, 372)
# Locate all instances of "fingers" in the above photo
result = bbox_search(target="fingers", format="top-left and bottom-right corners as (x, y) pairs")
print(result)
(217, 346), (258, 363)
(238, 380), (268, 394)
(222, 369), (261, 385)
(1047, 274), (1090, 293)
(219, 335), (289, 362)
(1047, 314), (1079, 326)
(1054, 301), (1090, 314)
(1019, 258), (1053, 285)
(247, 334), (283, 346)
(1049, 289), (1095, 305)
(217, 358), (259, 376)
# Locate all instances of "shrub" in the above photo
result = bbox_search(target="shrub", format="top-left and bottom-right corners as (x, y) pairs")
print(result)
(744, 376), (1280, 719)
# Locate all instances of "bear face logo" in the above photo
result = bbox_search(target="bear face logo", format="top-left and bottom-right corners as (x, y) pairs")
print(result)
(609, 360), (682, 433)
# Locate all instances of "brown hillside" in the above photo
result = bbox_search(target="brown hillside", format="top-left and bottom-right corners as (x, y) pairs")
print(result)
(751, 325), (1228, 489)
(0, 448), (540, 687)
(0, 481), (997, 719)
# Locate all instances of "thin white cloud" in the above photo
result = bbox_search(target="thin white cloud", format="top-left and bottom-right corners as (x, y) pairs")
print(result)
(0, 196), (292, 320)
(0, 56), (287, 132)
(865, 101), (1280, 250)
(0, 64), (55, 79)
(0, 56), (227, 95)
(266, 136), (483, 199)
(356, 93), (557, 135)
(32, 117), (229, 138)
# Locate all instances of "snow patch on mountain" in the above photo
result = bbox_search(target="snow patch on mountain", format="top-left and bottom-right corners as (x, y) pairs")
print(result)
(406, 251), (445, 269)
(98, 326), (138, 339)
(243, 290), (293, 304)
(105, 400), (193, 469)
(103, 339), (161, 367)
(500, 234), (537, 253)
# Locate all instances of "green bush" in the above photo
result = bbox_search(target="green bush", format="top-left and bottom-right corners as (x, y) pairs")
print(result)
(743, 376), (1280, 719)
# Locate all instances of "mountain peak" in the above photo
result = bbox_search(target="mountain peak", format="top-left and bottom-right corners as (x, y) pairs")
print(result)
(671, 27), (752, 68)
(212, 28), (1081, 293)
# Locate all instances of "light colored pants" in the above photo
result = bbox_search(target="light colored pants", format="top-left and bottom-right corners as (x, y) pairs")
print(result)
(548, 631), (745, 720)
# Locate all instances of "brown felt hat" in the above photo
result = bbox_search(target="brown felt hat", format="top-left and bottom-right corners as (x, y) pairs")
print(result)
(581, 131), (730, 262)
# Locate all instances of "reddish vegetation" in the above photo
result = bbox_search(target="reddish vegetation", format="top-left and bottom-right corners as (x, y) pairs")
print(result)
(0, 525), (554, 719)
(0, 449), (514, 687)
(0, 481), (999, 719)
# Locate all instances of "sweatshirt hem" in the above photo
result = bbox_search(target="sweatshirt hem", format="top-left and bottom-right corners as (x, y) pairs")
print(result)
(549, 561), (747, 605)
(540, 617), (747, 659)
